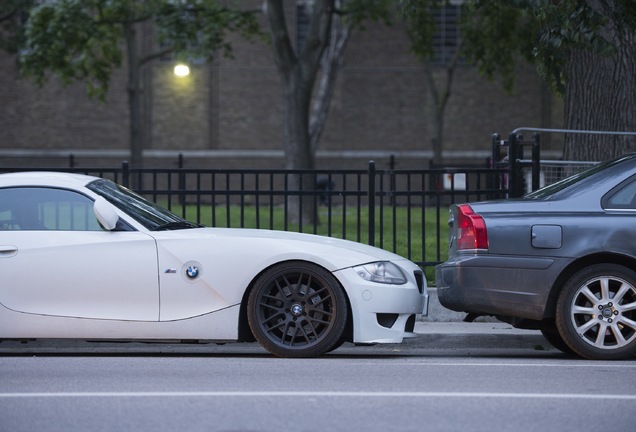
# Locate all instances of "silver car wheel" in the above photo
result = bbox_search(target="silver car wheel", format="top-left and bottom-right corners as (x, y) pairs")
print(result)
(557, 264), (636, 360)
(570, 275), (636, 349)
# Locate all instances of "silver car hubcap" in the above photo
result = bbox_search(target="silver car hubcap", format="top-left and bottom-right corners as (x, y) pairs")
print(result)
(570, 276), (636, 349)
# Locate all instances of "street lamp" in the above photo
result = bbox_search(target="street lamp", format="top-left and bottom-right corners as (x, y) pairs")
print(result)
(174, 63), (190, 77)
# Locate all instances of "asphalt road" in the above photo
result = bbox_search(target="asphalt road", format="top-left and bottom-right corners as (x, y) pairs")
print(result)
(1, 327), (635, 432)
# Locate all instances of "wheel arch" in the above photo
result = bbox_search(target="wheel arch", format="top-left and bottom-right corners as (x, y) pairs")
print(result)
(236, 259), (354, 343)
(543, 252), (636, 319)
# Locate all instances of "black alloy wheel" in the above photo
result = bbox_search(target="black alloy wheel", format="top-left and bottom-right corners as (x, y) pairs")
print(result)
(247, 261), (348, 358)
(556, 264), (636, 360)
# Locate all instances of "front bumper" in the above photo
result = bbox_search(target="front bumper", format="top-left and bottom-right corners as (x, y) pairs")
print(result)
(334, 261), (428, 344)
(435, 254), (568, 321)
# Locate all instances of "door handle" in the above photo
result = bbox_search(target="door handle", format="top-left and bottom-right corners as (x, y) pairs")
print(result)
(0, 245), (18, 257)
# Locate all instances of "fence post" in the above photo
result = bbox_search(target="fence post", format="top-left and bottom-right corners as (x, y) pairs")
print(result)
(121, 161), (130, 188)
(508, 133), (524, 197)
(491, 133), (502, 164)
(178, 152), (185, 205)
(368, 160), (376, 246)
(531, 133), (541, 192)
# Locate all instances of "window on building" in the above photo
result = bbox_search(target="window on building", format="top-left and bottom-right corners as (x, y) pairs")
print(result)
(432, 3), (462, 65)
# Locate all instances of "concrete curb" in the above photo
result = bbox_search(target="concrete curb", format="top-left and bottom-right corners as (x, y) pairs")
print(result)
(415, 288), (551, 350)
(411, 321), (550, 351)
(0, 323), (551, 354)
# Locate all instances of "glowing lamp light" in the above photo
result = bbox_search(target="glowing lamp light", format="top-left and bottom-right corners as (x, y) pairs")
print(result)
(174, 64), (190, 77)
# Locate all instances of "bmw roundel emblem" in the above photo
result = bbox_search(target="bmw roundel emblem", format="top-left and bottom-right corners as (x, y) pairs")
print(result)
(186, 266), (199, 279)
(182, 261), (203, 282)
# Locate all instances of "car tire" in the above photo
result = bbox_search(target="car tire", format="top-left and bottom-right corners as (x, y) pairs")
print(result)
(540, 320), (575, 355)
(247, 261), (347, 358)
(556, 264), (636, 360)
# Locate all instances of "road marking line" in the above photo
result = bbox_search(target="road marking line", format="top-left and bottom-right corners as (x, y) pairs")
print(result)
(306, 361), (636, 369)
(390, 362), (636, 368)
(1, 391), (635, 400)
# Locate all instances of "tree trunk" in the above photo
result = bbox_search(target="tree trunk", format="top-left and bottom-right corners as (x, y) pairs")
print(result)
(284, 67), (318, 225)
(265, 0), (334, 224)
(309, 1), (349, 154)
(425, 66), (445, 167)
(124, 22), (144, 170)
(563, 1), (636, 161)
(423, 38), (461, 167)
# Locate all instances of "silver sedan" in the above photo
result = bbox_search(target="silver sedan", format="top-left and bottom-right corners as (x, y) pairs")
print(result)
(436, 153), (636, 360)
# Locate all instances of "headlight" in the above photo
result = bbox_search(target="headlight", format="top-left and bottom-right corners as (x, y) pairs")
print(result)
(354, 261), (407, 285)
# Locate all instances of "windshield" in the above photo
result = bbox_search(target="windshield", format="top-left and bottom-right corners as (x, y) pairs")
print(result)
(524, 155), (634, 199)
(87, 178), (201, 231)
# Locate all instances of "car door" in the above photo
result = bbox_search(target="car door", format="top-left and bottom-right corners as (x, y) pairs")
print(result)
(0, 186), (159, 321)
(601, 175), (636, 255)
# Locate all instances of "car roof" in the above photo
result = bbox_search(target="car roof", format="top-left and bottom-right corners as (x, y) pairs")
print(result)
(468, 154), (636, 212)
(518, 153), (635, 198)
(0, 171), (101, 189)
(542, 153), (636, 198)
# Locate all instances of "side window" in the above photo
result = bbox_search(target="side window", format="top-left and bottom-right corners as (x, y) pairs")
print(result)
(0, 187), (103, 231)
(604, 178), (636, 210)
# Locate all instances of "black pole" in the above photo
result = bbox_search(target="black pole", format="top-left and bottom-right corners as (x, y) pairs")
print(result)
(368, 160), (376, 247)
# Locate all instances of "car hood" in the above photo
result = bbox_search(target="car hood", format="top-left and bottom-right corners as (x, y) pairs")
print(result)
(148, 227), (409, 271)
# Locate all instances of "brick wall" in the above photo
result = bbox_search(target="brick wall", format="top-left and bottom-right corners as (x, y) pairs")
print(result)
(0, 15), (562, 171)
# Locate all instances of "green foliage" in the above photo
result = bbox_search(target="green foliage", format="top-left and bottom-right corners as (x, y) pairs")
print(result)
(17, 0), (263, 99)
(398, 0), (444, 60)
(155, 0), (264, 61)
(460, 0), (536, 92)
(21, 0), (123, 99)
(532, 0), (613, 94)
(0, 0), (36, 54)
(340, 0), (394, 29)
(459, 0), (636, 94)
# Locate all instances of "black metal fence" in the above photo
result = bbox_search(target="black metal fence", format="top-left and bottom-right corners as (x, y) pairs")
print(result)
(3, 161), (509, 277)
(7, 129), (633, 277)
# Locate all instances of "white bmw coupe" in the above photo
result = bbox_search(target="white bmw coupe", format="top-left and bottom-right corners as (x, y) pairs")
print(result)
(0, 172), (428, 357)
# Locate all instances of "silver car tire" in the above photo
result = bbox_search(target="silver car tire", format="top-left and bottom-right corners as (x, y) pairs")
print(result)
(247, 261), (348, 358)
(556, 264), (636, 360)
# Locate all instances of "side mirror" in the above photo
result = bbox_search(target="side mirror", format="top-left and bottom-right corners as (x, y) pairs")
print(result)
(94, 197), (119, 231)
